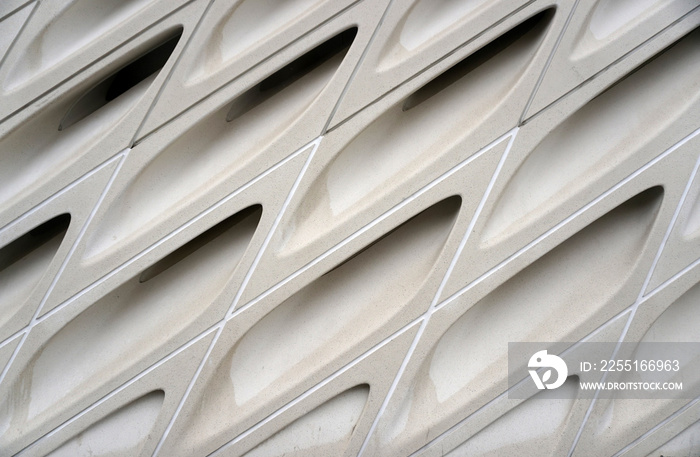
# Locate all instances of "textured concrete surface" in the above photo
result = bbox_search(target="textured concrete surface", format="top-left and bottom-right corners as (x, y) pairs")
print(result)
(1, 0), (700, 456)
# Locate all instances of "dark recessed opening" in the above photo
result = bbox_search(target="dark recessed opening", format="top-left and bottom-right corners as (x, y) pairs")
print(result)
(402, 8), (553, 111)
(59, 27), (183, 131)
(591, 23), (698, 103)
(322, 195), (462, 277)
(138, 205), (262, 283)
(226, 27), (357, 122)
(0, 213), (71, 273)
(626, 185), (664, 212)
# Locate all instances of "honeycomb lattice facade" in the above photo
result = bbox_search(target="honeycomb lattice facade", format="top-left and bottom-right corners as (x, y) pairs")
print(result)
(1, 0), (700, 456)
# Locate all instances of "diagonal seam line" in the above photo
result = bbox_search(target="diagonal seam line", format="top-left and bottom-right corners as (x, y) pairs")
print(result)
(1, 138), (316, 453)
(566, 311), (635, 457)
(21, 248), (418, 457)
(0, 0), (199, 126)
(635, 150), (700, 302)
(522, 3), (700, 125)
(430, 129), (518, 307)
(150, 324), (225, 457)
(0, 0), (37, 70)
(31, 152), (129, 320)
(612, 396), (700, 457)
(321, 0), (396, 133)
(327, 0), (537, 134)
(0, 131), (313, 402)
(130, 0), (216, 146)
(409, 307), (634, 457)
(639, 131), (700, 301)
(227, 128), (516, 322)
(646, 249), (700, 304)
(0, 151), (128, 389)
(16, 326), (218, 456)
(150, 138), (319, 457)
(0, 151), (132, 349)
(566, 128), (700, 457)
(137, 0), (363, 145)
(13, 124), (693, 455)
(4, 2), (699, 457)
(518, 0), (580, 124)
(206, 320), (421, 457)
(0, 139), (317, 444)
(356, 128), (518, 457)
(25, 140), (315, 333)
(25, 130), (508, 452)
(142, 129), (514, 457)
(226, 137), (321, 317)
(0, 0), (34, 23)
(0, 148), (128, 237)
(436, 125), (700, 313)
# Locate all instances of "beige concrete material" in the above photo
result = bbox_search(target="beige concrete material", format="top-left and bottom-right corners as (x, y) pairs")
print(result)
(0, 159), (117, 342)
(283, 5), (556, 245)
(0, 0), (34, 21)
(13, 332), (215, 457)
(158, 323), (419, 457)
(136, 0), (389, 139)
(162, 198), (458, 449)
(0, 206), (261, 446)
(647, 417), (700, 457)
(414, 312), (630, 457)
(0, 159), (309, 445)
(647, 139), (700, 292)
(241, 386), (369, 457)
(361, 183), (674, 456)
(443, 379), (582, 457)
(46, 391), (165, 457)
(572, 260), (700, 456)
(240, 134), (508, 305)
(0, 0), (207, 228)
(440, 23), (700, 301)
(0, 335), (21, 381)
(327, 0), (576, 128)
(0, 0), (196, 119)
(582, 390), (700, 457)
(39, 144), (310, 315)
(1, 0), (699, 455)
(0, 2), (33, 63)
(525, 0), (700, 118)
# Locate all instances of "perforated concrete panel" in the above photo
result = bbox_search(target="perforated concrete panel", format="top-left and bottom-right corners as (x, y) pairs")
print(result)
(1, 1), (700, 456)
